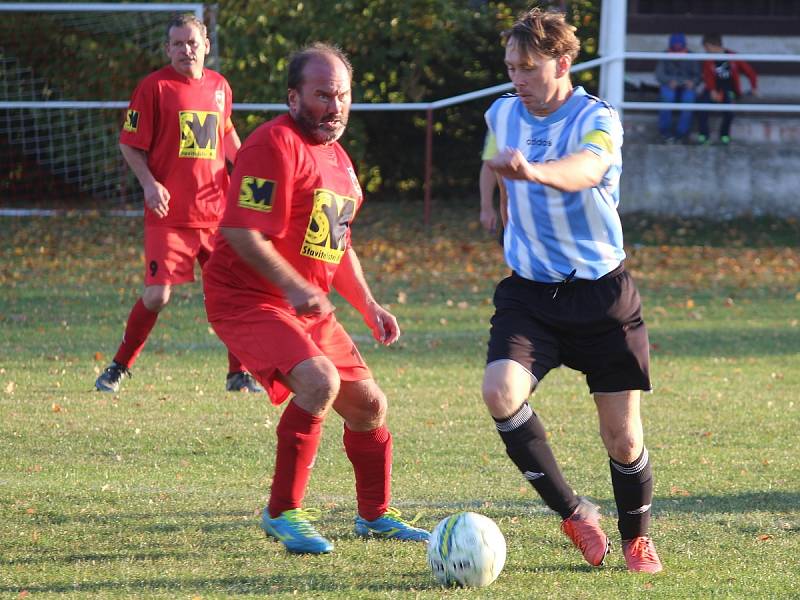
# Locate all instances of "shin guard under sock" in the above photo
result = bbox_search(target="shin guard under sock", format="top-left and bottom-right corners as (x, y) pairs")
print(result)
(343, 425), (392, 521)
(113, 298), (159, 368)
(268, 401), (323, 518)
(495, 402), (578, 519)
(610, 447), (653, 539)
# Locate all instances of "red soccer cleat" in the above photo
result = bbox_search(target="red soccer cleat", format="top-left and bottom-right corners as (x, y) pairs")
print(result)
(560, 499), (611, 567)
(622, 536), (663, 573)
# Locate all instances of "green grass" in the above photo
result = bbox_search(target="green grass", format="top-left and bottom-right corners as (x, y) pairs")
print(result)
(1, 203), (799, 598)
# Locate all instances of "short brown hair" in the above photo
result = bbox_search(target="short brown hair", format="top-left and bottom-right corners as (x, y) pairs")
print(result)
(287, 42), (353, 91)
(166, 13), (207, 41)
(503, 7), (580, 62)
(702, 33), (723, 47)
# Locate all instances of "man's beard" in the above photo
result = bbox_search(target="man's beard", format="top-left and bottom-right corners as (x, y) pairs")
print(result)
(294, 102), (347, 144)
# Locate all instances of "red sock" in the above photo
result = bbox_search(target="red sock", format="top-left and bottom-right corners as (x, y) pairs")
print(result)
(268, 401), (323, 518)
(227, 351), (244, 374)
(113, 298), (159, 368)
(344, 425), (392, 521)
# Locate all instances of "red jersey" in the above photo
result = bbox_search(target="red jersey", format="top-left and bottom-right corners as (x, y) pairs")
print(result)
(204, 114), (364, 320)
(120, 65), (235, 228)
(702, 50), (758, 98)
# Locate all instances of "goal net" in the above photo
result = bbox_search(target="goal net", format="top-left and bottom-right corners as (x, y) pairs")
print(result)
(0, 3), (205, 209)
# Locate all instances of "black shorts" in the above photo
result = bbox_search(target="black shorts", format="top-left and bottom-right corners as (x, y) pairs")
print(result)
(486, 264), (651, 394)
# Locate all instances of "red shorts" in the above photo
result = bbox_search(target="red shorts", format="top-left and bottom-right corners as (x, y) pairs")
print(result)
(144, 226), (216, 286)
(209, 305), (371, 405)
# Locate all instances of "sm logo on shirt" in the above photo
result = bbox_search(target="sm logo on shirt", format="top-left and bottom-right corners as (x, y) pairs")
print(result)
(238, 176), (275, 212)
(301, 189), (356, 264)
(178, 111), (219, 159)
(123, 109), (139, 133)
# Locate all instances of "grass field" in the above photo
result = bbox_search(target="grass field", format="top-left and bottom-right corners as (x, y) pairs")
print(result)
(1, 203), (799, 599)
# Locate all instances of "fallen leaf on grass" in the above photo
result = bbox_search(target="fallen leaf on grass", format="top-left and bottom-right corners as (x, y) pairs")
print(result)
(757, 534), (773, 542)
(5, 381), (15, 394)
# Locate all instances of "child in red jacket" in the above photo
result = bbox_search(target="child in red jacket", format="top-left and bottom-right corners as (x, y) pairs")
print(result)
(697, 33), (758, 145)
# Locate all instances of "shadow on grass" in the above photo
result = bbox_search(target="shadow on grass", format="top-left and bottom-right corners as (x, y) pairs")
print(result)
(421, 491), (800, 520)
(650, 327), (800, 358)
(653, 490), (800, 516)
(1, 550), (196, 566)
(1, 573), (440, 596)
(27, 509), (253, 527)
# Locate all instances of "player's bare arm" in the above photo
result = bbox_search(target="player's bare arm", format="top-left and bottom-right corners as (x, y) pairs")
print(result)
(479, 161), (499, 232)
(488, 147), (610, 193)
(333, 248), (400, 345)
(221, 227), (333, 316)
(119, 143), (170, 218)
(223, 128), (241, 164)
(498, 176), (508, 228)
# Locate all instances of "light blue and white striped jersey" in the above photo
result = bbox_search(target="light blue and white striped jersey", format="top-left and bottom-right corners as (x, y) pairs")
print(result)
(484, 86), (625, 283)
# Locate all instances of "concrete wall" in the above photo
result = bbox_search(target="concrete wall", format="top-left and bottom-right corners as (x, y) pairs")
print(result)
(619, 143), (800, 218)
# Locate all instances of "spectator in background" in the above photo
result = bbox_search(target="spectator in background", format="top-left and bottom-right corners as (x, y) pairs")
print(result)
(655, 33), (700, 144)
(697, 33), (758, 145)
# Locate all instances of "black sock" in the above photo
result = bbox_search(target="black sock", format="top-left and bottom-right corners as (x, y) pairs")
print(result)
(609, 447), (653, 539)
(494, 402), (579, 519)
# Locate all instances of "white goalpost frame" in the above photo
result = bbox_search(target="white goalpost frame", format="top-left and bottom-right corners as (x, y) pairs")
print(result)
(0, 3), (204, 113)
(1, 3), (202, 17)
(0, 2), (205, 213)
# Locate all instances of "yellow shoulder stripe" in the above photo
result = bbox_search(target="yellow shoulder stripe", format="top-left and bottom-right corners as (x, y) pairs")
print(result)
(581, 130), (613, 154)
(482, 131), (498, 160)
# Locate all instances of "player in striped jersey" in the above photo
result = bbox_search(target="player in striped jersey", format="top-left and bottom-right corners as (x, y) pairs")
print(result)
(480, 7), (662, 574)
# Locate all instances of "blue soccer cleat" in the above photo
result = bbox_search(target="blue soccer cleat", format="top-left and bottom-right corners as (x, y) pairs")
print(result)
(260, 508), (333, 554)
(354, 507), (430, 542)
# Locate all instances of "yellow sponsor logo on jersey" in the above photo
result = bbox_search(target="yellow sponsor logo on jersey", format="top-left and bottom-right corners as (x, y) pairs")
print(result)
(238, 176), (276, 212)
(301, 188), (356, 264)
(178, 111), (219, 159)
(123, 109), (139, 133)
(581, 130), (613, 154)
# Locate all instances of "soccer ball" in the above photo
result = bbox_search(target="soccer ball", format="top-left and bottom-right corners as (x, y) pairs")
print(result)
(427, 512), (506, 588)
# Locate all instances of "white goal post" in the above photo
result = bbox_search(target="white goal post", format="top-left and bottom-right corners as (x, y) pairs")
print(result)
(0, 3), (204, 206)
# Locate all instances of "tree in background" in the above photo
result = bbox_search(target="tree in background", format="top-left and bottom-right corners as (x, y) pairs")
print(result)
(218, 0), (599, 200)
(0, 2), (599, 204)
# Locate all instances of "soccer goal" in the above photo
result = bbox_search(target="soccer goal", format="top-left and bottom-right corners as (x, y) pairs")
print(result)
(0, 3), (205, 208)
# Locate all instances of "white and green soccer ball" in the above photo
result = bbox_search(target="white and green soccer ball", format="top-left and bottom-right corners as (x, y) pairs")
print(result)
(427, 511), (507, 588)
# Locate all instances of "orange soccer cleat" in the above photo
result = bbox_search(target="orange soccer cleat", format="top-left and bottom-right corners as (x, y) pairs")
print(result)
(560, 498), (611, 567)
(622, 536), (663, 573)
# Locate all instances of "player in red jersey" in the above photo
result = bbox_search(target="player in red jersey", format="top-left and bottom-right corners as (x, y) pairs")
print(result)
(203, 43), (429, 554)
(95, 13), (262, 394)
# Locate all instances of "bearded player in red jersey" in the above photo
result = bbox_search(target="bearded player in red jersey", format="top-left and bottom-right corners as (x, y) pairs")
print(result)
(203, 43), (429, 554)
(95, 14), (262, 394)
